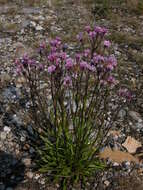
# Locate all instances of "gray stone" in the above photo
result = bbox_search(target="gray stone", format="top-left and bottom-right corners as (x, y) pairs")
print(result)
(129, 111), (142, 122)
(22, 158), (31, 167)
(22, 20), (30, 28)
(20, 136), (26, 142)
(12, 114), (22, 126)
(27, 125), (34, 135)
(135, 122), (143, 129)
(29, 147), (35, 154)
(118, 109), (126, 119)
(21, 8), (40, 14)
(0, 132), (7, 140)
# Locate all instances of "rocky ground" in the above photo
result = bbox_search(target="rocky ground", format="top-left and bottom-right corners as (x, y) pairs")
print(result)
(0, 0), (143, 189)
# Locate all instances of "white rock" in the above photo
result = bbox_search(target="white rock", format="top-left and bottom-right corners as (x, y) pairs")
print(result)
(30, 21), (36, 27)
(129, 111), (142, 122)
(113, 162), (119, 166)
(26, 171), (34, 179)
(104, 180), (110, 186)
(36, 25), (43, 31)
(20, 136), (26, 142)
(4, 126), (11, 133)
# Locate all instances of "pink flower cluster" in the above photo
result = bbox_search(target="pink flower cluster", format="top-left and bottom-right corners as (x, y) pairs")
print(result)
(84, 25), (108, 40)
(15, 54), (43, 74)
(15, 25), (119, 90)
(65, 58), (74, 70)
(63, 76), (72, 87)
(50, 37), (61, 47)
(48, 65), (56, 74)
(104, 40), (111, 48)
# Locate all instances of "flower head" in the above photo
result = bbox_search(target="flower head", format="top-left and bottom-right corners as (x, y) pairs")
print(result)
(48, 65), (56, 74)
(65, 58), (74, 70)
(63, 76), (72, 87)
(38, 42), (46, 54)
(89, 31), (96, 39)
(77, 32), (83, 42)
(94, 26), (108, 36)
(94, 55), (105, 64)
(83, 49), (90, 57)
(85, 25), (91, 33)
(107, 76), (116, 85)
(104, 40), (111, 48)
(80, 61), (88, 70)
(50, 37), (61, 47)
(48, 52), (57, 62)
(60, 52), (67, 60)
(75, 53), (81, 62)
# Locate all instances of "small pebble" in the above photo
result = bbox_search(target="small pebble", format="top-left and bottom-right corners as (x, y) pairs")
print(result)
(4, 126), (11, 133)
(0, 132), (7, 140)
(26, 171), (34, 179)
(104, 180), (110, 186)
(22, 158), (31, 167)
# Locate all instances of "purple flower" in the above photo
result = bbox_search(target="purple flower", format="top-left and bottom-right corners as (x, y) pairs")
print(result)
(94, 55), (105, 64)
(39, 64), (44, 71)
(87, 65), (95, 72)
(89, 31), (96, 39)
(15, 59), (20, 66)
(107, 76), (116, 85)
(38, 42), (46, 54)
(77, 32), (83, 42)
(48, 65), (56, 74)
(50, 40), (57, 47)
(80, 61), (88, 70)
(40, 42), (46, 49)
(106, 63), (114, 71)
(55, 58), (61, 66)
(107, 56), (117, 67)
(75, 53), (81, 62)
(85, 25), (91, 33)
(94, 26), (108, 36)
(51, 47), (57, 53)
(63, 76), (72, 87)
(83, 49), (90, 57)
(21, 54), (29, 68)
(100, 80), (107, 86)
(28, 59), (36, 66)
(59, 52), (67, 60)
(55, 36), (61, 42)
(16, 66), (22, 74)
(50, 37), (61, 47)
(104, 40), (111, 48)
(65, 58), (74, 69)
(63, 44), (68, 51)
(105, 56), (117, 71)
(48, 53), (57, 62)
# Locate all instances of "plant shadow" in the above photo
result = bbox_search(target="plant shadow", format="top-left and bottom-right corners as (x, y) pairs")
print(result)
(0, 151), (25, 189)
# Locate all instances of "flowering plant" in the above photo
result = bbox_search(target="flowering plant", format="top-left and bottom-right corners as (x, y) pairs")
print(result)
(15, 25), (131, 189)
